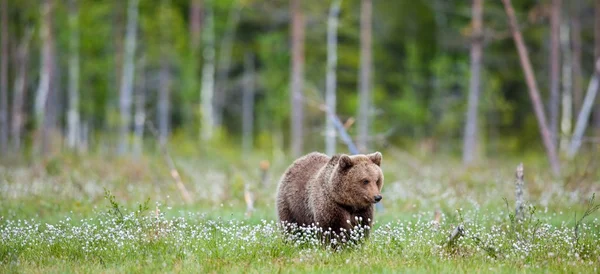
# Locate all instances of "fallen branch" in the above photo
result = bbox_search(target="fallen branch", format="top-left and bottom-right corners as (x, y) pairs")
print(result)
(318, 104), (359, 154)
(446, 224), (464, 248)
(147, 121), (193, 204)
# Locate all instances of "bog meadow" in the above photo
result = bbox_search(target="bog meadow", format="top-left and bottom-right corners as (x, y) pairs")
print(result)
(1, 0), (600, 273)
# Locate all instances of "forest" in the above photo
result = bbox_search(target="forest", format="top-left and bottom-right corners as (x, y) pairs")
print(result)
(1, 0), (600, 273)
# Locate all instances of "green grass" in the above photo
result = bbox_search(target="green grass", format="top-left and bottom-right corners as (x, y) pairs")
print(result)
(1, 152), (600, 273)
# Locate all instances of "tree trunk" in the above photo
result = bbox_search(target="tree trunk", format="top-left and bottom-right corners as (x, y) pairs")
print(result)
(118, 0), (139, 154)
(325, 0), (342, 156)
(158, 0), (171, 145)
(214, 0), (242, 127)
(189, 0), (202, 52)
(11, 30), (32, 152)
(501, 0), (561, 176)
(158, 54), (170, 145)
(595, 0), (600, 131)
(290, 0), (305, 157)
(113, 0), (125, 105)
(242, 52), (255, 155)
(462, 0), (484, 166)
(0, 0), (8, 155)
(549, 0), (561, 146)
(357, 0), (372, 152)
(186, 0), (202, 128)
(571, 0), (582, 116)
(67, 0), (80, 150)
(35, 0), (56, 156)
(200, 0), (215, 140)
(568, 59), (600, 158)
(132, 56), (146, 156)
(559, 13), (572, 153)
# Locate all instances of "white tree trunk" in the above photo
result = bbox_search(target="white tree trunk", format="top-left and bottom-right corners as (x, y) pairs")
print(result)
(214, 0), (242, 127)
(325, 0), (342, 156)
(200, 0), (215, 140)
(118, 0), (139, 154)
(35, 0), (56, 155)
(0, 0), (8, 154)
(549, 0), (561, 146)
(357, 0), (372, 152)
(158, 54), (170, 145)
(11, 30), (32, 152)
(462, 0), (484, 165)
(67, 0), (80, 150)
(35, 0), (53, 137)
(290, 0), (305, 157)
(568, 60), (600, 158)
(559, 17), (572, 153)
(132, 57), (146, 156)
(242, 52), (255, 155)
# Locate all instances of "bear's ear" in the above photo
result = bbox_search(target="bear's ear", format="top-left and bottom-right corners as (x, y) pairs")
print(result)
(338, 154), (353, 169)
(368, 152), (382, 166)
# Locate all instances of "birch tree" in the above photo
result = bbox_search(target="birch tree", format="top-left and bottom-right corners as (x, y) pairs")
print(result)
(214, 0), (242, 127)
(571, 0), (583, 115)
(290, 0), (305, 157)
(118, 0), (139, 154)
(462, 0), (484, 165)
(242, 52), (255, 155)
(325, 0), (342, 156)
(559, 10), (572, 153)
(11, 30), (32, 152)
(132, 57), (146, 156)
(158, 0), (172, 145)
(549, 0), (561, 145)
(595, 0), (600, 130)
(357, 0), (372, 152)
(200, 0), (215, 141)
(35, 0), (56, 155)
(0, 0), (8, 155)
(567, 60), (600, 158)
(67, 0), (80, 150)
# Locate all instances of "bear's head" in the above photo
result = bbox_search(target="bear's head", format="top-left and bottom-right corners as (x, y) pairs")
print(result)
(328, 152), (384, 209)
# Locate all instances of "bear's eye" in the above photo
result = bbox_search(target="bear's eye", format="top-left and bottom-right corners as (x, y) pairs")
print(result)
(362, 180), (369, 185)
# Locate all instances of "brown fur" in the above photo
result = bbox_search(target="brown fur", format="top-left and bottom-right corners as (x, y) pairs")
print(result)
(276, 152), (384, 235)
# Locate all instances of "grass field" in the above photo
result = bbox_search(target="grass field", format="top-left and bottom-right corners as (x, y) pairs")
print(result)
(1, 151), (599, 273)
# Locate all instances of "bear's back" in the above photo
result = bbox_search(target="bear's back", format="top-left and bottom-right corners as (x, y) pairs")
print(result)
(276, 152), (330, 226)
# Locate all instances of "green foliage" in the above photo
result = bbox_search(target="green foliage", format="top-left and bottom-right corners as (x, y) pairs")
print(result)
(5, 0), (600, 159)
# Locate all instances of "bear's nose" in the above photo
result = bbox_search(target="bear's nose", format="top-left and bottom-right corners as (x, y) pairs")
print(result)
(374, 195), (382, 203)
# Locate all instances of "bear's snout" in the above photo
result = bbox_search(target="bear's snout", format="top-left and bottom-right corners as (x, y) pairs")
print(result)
(374, 195), (382, 203)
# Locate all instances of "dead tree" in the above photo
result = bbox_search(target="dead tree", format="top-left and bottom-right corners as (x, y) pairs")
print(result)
(501, 0), (561, 176)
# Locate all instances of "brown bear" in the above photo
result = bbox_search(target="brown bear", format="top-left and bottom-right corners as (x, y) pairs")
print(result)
(276, 152), (384, 238)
